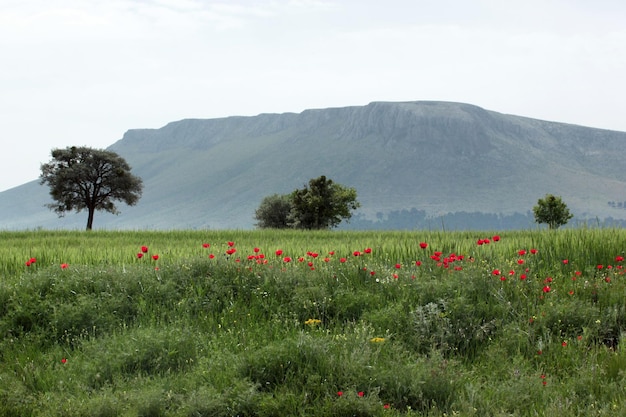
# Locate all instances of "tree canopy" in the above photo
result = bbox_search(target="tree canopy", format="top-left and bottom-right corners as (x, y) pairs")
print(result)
(533, 194), (573, 229)
(254, 175), (360, 230)
(40, 146), (143, 230)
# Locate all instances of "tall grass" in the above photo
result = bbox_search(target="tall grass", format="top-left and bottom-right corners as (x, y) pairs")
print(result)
(1, 228), (626, 416)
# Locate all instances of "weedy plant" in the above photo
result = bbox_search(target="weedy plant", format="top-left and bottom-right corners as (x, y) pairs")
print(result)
(1, 228), (626, 416)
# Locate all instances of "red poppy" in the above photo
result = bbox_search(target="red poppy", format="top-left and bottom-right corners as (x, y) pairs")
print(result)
(275, 249), (283, 256)
(61, 263), (69, 269)
(395, 263), (401, 269)
(353, 251), (361, 256)
(61, 358), (67, 364)
(518, 249), (527, 256)
(415, 261), (422, 266)
(337, 391), (343, 397)
(562, 259), (568, 264)
(364, 248), (372, 254)
(202, 243), (210, 248)
(151, 255), (159, 261)
(339, 257), (347, 263)
(530, 248), (538, 254)
(477, 239), (484, 245)
(520, 274), (527, 280)
(492, 235), (500, 242)
(542, 285), (551, 293)
(384, 404), (390, 409)
(419, 242), (428, 249)
(227, 241), (235, 247)
(141, 246), (149, 253)
(358, 391), (364, 397)
(616, 256), (624, 262)
(328, 251), (335, 255)
(226, 248), (237, 255)
(283, 257), (292, 263)
(253, 247), (260, 253)
(492, 269), (501, 276)
(209, 254), (215, 259)
(370, 271), (376, 276)
(137, 253), (144, 259)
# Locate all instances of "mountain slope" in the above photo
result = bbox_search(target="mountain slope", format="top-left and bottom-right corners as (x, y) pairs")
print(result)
(2, 101), (626, 230)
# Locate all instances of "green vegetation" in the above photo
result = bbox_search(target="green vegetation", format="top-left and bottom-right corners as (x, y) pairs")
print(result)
(1, 228), (626, 416)
(533, 194), (574, 229)
(255, 175), (360, 229)
(40, 146), (143, 230)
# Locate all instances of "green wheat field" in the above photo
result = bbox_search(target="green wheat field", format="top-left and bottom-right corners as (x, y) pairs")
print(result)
(1, 228), (626, 416)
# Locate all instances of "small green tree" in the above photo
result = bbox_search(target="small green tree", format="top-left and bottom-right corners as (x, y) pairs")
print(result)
(533, 194), (573, 229)
(254, 194), (292, 229)
(288, 175), (360, 230)
(40, 146), (143, 230)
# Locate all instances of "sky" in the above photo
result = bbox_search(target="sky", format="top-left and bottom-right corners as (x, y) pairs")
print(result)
(2, 0), (626, 191)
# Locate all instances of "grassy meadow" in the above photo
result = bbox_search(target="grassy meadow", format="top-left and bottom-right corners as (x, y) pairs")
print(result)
(1, 228), (626, 416)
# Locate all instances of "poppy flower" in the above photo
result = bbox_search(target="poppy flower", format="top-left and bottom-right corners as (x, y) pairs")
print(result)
(395, 263), (401, 269)
(384, 404), (390, 409)
(151, 255), (159, 261)
(209, 254), (215, 259)
(518, 249), (527, 256)
(328, 251), (335, 255)
(337, 391), (343, 397)
(530, 248), (538, 254)
(283, 257), (292, 263)
(339, 257), (347, 263)
(562, 259), (569, 264)
(358, 391), (364, 397)
(492, 269), (501, 276)
(61, 358), (67, 364)
(141, 246), (149, 253)
(419, 242), (428, 249)
(364, 248), (372, 254)
(542, 285), (551, 293)
(202, 243), (210, 248)
(226, 248), (236, 255)
(492, 235), (500, 242)
(275, 249), (283, 256)
(137, 253), (144, 259)
(60, 263), (69, 269)
(353, 251), (361, 256)
(227, 241), (235, 247)
(253, 247), (260, 253)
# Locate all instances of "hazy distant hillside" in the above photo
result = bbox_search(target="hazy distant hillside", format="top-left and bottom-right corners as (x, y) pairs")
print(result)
(2, 101), (626, 230)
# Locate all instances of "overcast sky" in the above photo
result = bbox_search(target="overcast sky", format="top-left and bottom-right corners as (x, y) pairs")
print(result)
(2, 0), (625, 191)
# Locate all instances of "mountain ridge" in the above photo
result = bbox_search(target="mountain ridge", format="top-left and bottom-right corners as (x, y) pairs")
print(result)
(2, 100), (626, 230)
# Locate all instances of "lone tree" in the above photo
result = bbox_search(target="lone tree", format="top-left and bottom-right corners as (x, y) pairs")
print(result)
(254, 176), (360, 230)
(254, 194), (292, 229)
(40, 146), (143, 230)
(533, 193), (573, 229)
(289, 175), (360, 229)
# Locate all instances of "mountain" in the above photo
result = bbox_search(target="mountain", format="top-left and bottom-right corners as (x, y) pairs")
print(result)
(2, 101), (626, 230)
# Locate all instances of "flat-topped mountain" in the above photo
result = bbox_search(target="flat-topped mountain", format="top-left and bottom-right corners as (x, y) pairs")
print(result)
(2, 101), (626, 230)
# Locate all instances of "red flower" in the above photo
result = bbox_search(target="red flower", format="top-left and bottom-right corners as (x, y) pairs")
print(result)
(227, 241), (235, 247)
(395, 263), (401, 269)
(530, 248), (538, 254)
(202, 243), (210, 248)
(415, 260), (422, 266)
(253, 247), (260, 253)
(562, 259), (568, 264)
(597, 264), (604, 270)
(419, 242), (428, 249)
(358, 391), (364, 397)
(384, 404), (390, 409)
(151, 255), (159, 261)
(615, 256), (624, 262)
(370, 271), (376, 276)
(517, 259), (524, 265)
(209, 254), (215, 259)
(61, 358), (67, 364)
(364, 248), (372, 254)
(353, 251), (361, 256)
(520, 274), (527, 280)
(275, 249), (283, 256)
(339, 257), (347, 263)
(283, 257), (292, 263)
(328, 251), (335, 255)
(542, 285), (551, 293)
(562, 341), (568, 347)
(141, 246), (149, 253)
(492, 235), (500, 242)
(492, 269), (501, 276)
(477, 239), (484, 245)
(518, 249), (527, 256)
(226, 248), (236, 255)
(137, 253), (144, 259)
(60, 263), (69, 269)
(337, 391), (343, 397)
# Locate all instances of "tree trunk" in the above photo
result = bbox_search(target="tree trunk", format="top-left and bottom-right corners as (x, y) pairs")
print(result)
(86, 207), (95, 231)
